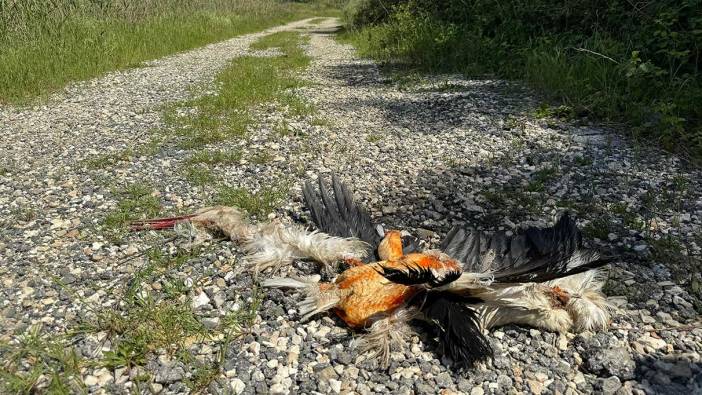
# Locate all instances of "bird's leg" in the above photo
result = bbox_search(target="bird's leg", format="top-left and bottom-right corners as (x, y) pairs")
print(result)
(377, 230), (404, 261)
(129, 213), (198, 231)
(351, 307), (417, 368)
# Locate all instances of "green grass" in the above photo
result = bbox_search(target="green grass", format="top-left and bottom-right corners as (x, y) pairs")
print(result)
(527, 167), (560, 193)
(83, 137), (164, 169)
(171, 31), (312, 149)
(307, 17), (330, 24)
(214, 185), (288, 220)
(0, 0), (341, 103)
(103, 183), (161, 238)
(0, 245), (261, 393)
(366, 133), (382, 143)
(184, 165), (217, 187)
(0, 325), (85, 394)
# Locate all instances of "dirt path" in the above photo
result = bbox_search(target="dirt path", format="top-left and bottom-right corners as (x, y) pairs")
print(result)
(1, 17), (701, 395)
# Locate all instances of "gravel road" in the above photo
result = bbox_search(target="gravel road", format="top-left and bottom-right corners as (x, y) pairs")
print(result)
(1, 17), (701, 395)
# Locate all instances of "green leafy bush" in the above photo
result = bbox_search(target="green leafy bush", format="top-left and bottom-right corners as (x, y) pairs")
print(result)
(344, 0), (702, 159)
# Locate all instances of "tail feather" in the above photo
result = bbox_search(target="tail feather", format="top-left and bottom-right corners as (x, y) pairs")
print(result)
(350, 308), (417, 368)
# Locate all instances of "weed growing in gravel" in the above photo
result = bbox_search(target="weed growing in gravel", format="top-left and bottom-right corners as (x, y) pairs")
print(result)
(0, 325), (85, 394)
(84, 148), (136, 169)
(480, 187), (540, 221)
(582, 217), (616, 241)
(185, 165), (217, 187)
(251, 151), (273, 165)
(83, 137), (165, 169)
(366, 133), (382, 143)
(82, 246), (258, 387)
(214, 185), (288, 219)
(275, 120), (294, 136)
(103, 183), (161, 238)
(280, 93), (317, 117)
(99, 296), (209, 367)
(171, 31), (312, 149)
(533, 104), (575, 120)
(310, 116), (331, 127)
(527, 166), (560, 193)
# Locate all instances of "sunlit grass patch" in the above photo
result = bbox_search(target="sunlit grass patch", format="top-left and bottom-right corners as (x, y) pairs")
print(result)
(0, 0), (340, 103)
(83, 137), (165, 169)
(170, 31), (312, 149)
(214, 185), (288, 219)
(187, 150), (243, 166)
(185, 165), (217, 187)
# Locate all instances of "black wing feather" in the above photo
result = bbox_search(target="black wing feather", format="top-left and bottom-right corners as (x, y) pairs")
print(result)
(418, 293), (493, 369)
(376, 264), (461, 288)
(442, 213), (613, 283)
(302, 175), (384, 261)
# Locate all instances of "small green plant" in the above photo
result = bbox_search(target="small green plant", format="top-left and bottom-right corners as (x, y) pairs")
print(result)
(214, 185), (288, 219)
(103, 183), (161, 237)
(252, 151), (273, 165)
(610, 202), (646, 232)
(533, 104), (575, 120)
(0, 325), (85, 394)
(366, 133), (382, 143)
(573, 155), (594, 167)
(503, 116), (523, 130)
(582, 217), (616, 240)
(310, 117), (330, 127)
(527, 167), (559, 192)
(185, 165), (216, 186)
(84, 148), (135, 169)
(275, 120), (293, 136)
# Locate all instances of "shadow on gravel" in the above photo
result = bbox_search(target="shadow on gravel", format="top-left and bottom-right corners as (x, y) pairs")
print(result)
(634, 354), (702, 394)
(321, 61), (535, 134)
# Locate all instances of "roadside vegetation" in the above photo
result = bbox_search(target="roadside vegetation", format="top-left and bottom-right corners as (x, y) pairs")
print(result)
(0, 0), (340, 103)
(341, 0), (702, 160)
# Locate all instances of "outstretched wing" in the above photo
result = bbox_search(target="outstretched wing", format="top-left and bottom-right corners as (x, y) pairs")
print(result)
(440, 213), (613, 283)
(415, 292), (493, 369)
(302, 175), (383, 261)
